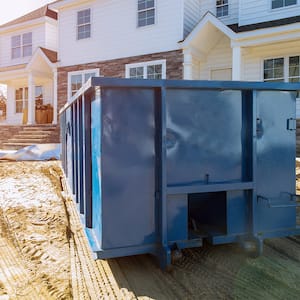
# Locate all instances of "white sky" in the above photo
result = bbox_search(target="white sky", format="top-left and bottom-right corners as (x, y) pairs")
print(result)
(0, 0), (52, 25)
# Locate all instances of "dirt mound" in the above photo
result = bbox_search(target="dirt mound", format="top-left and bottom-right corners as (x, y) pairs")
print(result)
(0, 161), (299, 299)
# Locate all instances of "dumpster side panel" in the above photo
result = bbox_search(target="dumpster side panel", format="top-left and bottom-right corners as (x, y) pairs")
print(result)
(256, 91), (296, 231)
(165, 89), (243, 186)
(101, 87), (156, 249)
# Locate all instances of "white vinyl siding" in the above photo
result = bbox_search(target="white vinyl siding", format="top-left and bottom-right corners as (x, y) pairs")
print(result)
(197, 0), (239, 25)
(199, 36), (232, 80)
(126, 60), (166, 79)
(183, 0), (200, 38)
(57, 0), (183, 67)
(0, 26), (45, 67)
(239, 0), (300, 26)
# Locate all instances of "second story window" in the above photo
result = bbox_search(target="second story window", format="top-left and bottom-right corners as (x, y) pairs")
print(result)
(216, 0), (229, 17)
(138, 0), (155, 27)
(11, 33), (32, 59)
(272, 0), (297, 9)
(77, 9), (91, 40)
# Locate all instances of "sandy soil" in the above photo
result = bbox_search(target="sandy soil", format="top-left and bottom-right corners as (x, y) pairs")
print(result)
(0, 161), (299, 299)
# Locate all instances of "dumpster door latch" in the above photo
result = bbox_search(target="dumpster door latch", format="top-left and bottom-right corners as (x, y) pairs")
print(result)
(287, 118), (296, 131)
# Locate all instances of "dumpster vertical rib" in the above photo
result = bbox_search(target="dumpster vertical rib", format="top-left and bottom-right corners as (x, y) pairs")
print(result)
(78, 96), (85, 214)
(84, 91), (93, 228)
(251, 90), (258, 236)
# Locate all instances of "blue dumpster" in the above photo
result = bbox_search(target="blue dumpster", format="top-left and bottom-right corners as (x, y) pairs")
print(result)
(60, 77), (300, 268)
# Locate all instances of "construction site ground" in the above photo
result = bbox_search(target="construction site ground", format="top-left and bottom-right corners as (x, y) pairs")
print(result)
(0, 161), (300, 299)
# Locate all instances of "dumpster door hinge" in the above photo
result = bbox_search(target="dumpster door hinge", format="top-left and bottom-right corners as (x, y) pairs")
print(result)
(155, 191), (160, 200)
(287, 118), (296, 131)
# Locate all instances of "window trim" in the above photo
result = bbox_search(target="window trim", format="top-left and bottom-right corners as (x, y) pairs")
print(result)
(262, 54), (300, 83)
(216, 0), (229, 18)
(125, 59), (166, 79)
(15, 87), (28, 114)
(77, 8), (91, 40)
(11, 32), (32, 59)
(68, 68), (100, 101)
(271, 0), (297, 10)
(137, 0), (156, 28)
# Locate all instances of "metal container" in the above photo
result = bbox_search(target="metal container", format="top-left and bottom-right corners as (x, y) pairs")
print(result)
(60, 77), (300, 268)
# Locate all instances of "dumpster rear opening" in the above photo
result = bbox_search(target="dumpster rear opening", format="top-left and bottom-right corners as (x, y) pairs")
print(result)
(60, 77), (300, 269)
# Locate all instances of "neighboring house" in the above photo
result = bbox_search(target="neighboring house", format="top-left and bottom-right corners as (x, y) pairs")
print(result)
(0, 5), (58, 125)
(49, 0), (300, 116)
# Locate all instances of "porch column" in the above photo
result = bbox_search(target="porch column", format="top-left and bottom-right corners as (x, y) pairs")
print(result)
(183, 49), (193, 80)
(27, 73), (35, 125)
(232, 46), (242, 81)
(53, 69), (58, 125)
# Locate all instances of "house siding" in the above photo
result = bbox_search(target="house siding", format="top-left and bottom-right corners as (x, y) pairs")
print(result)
(239, 0), (300, 26)
(0, 25), (46, 68)
(184, 0), (200, 38)
(199, 0), (239, 25)
(45, 22), (58, 51)
(58, 0), (183, 67)
(243, 39), (300, 81)
(57, 50), (183, 110)
(199, 35), (232, 79)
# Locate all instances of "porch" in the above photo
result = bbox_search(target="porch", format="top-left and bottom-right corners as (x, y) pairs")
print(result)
(0, 47), (58, 125)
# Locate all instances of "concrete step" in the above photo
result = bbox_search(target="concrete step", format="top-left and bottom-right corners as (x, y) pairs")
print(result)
(22, 126), (56, 131)
(1, 143), (36, 150)
(7, 139), (45, 144)
(13, 134), (51, 139)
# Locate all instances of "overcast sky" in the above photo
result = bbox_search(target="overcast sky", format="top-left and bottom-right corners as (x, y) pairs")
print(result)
(0, 0), (52, 25)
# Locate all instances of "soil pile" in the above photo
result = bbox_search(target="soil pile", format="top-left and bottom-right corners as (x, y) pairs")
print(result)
(0, 161), (299, 299)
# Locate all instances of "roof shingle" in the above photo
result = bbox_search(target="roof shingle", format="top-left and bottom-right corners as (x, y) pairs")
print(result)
(0, 5), (57, 28)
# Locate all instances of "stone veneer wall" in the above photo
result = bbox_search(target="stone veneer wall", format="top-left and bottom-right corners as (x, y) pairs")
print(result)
(57, 50), (183, 111)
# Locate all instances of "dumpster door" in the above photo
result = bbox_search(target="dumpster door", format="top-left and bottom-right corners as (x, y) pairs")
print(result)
(256, 90), (296, 232)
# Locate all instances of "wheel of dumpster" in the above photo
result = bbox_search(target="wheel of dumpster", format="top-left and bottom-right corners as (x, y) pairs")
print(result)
(241, 238), (263, 258)
(171, 249), (183, 263)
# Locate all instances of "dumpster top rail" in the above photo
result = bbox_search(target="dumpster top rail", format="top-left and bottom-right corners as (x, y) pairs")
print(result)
(59, 77), (300, 114)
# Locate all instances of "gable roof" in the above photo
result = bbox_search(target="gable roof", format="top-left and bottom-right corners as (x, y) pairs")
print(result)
(40, 47), (58, 63)
(0, 5), (57, 29)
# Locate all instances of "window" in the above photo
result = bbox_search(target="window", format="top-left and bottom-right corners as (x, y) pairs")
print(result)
(68, 69), (99, 100)
(126, 60), (166, 79)
(138, 0), (155, 27)
(11, 33), (32, 59)
(264, 55), (300, 83)
(15, 87), (28, 113)
(263, 58), (284, 82)
(216, 0), (229, 17)
(35, 86), (43, 106)
(272, 0), (297, 9)
(77, 9), (91, 40)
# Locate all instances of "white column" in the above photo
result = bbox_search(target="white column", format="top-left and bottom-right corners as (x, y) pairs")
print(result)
(52, 69), (58, 124)
(6, 85), (14, 124)
(232, 46), (242, 81)
(27, 73), (35, 125)
(183, 50), (193, 80)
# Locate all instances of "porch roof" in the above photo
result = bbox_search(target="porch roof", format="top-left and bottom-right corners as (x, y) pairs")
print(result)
(179, 12), (235, 58)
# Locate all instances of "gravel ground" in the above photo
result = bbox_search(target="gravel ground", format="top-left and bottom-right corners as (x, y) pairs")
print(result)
(0, 161), (299, 299)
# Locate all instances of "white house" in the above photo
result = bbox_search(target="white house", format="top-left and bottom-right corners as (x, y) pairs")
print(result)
(48, 0), (300, 117)
(1, 0), (300, 126)
(0, 5), (58, 125)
